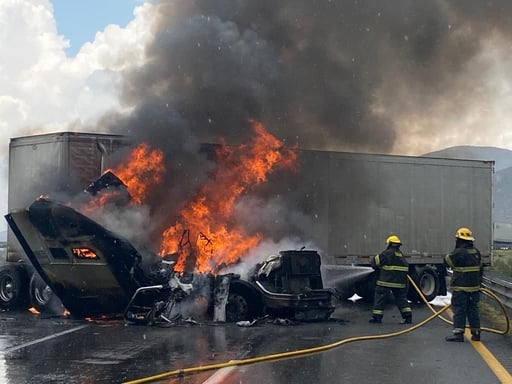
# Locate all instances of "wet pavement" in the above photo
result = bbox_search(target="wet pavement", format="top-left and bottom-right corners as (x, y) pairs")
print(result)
(0, 300), (511, 384)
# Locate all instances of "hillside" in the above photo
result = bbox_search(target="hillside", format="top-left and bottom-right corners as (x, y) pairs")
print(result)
(424, 145), (512, 172)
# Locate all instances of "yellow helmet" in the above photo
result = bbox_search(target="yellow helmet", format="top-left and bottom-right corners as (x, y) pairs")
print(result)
(455, 227), (474, 241)
(386, 235), (402, 245)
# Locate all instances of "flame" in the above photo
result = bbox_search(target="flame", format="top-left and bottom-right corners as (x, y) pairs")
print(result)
(112, 143), (165, 204)
(28, 307), (40, 315)
(159, 120), (297, 273)
(79, 143), (165, 215)
(72, 248), (98, 259)
(80, 189), (126, 215)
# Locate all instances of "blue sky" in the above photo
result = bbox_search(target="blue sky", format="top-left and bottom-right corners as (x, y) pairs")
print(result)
(51, 0), (142, 56)
(0, 0), (157, 228)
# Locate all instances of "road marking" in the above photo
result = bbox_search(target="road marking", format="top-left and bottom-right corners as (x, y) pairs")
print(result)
(446, 308), (512, 383)
(201, 364), (238, 384)
(201, 349), (252, 384)
(465, 329), (512, 384)
(4, 324), (90, 353)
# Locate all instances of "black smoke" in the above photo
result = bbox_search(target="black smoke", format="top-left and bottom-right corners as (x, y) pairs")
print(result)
(104, 1), (512, 152)
(96, 0), (512, 256)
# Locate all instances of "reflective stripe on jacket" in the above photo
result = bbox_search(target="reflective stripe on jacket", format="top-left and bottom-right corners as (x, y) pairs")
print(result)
(371, 246), (409, 289)
(445, 243), (482, 292)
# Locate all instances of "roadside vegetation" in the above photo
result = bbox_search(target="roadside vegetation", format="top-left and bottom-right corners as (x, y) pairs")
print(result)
(479, 300), (510, 336)
(480, 250), (512, 335)
(445, 255), (512, 335)
(491, 249), (512, 277)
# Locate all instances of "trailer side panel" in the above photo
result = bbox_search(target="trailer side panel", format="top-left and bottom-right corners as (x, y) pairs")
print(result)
(6, 132), (130, 263)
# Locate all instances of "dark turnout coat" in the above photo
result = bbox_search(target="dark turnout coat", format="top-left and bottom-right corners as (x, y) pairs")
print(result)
(445, 241), (483, 292)
(371, 245), (409, 288)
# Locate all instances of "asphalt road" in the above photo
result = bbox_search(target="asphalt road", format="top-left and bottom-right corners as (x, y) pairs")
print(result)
(0, 299), (511, 384)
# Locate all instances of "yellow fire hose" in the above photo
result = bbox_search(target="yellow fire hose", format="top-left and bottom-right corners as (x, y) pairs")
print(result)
(409, 276), (510, 335)
(122, 275), (510, 384)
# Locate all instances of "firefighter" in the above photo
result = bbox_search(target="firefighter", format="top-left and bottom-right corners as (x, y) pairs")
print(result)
(445, 227), (483, 342)
(369, 235), (412, 324)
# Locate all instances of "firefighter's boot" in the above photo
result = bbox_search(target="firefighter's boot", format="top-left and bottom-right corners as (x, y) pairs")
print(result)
(471, 331), (481, 341)
(400, 314), (412, 324)
(445, 332), (464, 342)
(368, 316), (382, 324)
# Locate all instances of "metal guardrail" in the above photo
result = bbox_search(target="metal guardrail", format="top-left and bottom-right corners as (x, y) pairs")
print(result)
(482, 274), (512, 311)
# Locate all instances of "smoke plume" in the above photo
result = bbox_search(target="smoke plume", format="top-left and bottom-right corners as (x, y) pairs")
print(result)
(104, 1), (512, 155)
(91, 0), (512, 259)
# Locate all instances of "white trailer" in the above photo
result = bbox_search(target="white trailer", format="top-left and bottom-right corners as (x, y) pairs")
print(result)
(275, 150), (493, 301)
(0, 132), (494, 310)
(1, 132), (129, 309)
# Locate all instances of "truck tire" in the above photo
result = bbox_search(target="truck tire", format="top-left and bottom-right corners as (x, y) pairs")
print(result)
(0, 264), (29, 310)
(29, 273), (63, 314)
(226, 283), (262, 322)
(408, 266), (440, 303)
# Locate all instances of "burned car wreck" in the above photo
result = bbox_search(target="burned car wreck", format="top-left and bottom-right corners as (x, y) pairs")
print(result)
(5, 198), (335, 324)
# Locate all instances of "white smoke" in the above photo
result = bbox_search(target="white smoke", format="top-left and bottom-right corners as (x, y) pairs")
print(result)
(85, 204), (155, 247)
(219, 237), (319, 280)
(0, 0), (155, 230)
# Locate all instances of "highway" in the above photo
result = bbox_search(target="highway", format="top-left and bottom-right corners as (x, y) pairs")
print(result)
(0, 297), (510, 384)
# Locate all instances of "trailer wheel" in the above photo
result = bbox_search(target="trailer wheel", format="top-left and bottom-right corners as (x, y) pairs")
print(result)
(29, 273), (63, 314)
(0, 265), (29, 310)
(409, 266), (440, 303)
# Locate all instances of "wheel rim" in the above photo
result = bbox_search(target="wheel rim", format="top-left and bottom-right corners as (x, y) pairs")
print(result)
(32, 278), (52, 306)
(419, 273), (436, 297)
(0, 275), (14, 302)
(34, 285), (52, 305)
(226, 293), (249, 322)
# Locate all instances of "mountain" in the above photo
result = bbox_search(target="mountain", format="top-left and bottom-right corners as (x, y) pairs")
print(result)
(423, 145), (512, 172)
(423, 145), (512, 223)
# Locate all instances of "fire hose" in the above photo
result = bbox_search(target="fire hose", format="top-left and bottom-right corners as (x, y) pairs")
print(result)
(122, 275), (510, 384)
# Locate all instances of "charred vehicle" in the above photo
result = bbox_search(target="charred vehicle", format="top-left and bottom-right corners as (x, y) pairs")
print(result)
(5, 198), (335, 323)
(0, 131), (494, 313)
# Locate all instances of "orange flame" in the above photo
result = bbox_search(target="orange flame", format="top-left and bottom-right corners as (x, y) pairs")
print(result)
(159, 120), (297, 273)
(72, 248), (98, 259)
(28, 307), (40, 315)
(79, 143), (165, 216)
(112, 143), (165, 204)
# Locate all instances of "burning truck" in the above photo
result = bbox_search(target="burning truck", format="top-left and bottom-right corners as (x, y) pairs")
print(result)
(1, 128), (494, 319)
(6, 197), (335, 323)
(1, 129), (336, 323)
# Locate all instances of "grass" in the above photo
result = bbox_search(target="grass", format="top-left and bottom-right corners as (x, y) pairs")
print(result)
(439, 251), (512, 335)
(491, 249), (512, 277)
(446, 272), (511, 335)
(485, 250), (512, 334)
(479, 300), (510, 335)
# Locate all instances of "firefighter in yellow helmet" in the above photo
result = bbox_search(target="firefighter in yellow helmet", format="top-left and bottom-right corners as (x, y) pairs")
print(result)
(369, 235), (412, 324)
(444, 227), (483, 342)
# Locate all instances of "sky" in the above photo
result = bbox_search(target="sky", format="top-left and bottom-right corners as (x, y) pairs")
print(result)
(51, 0), (143, 57)
(0, 0), (153, 231)
(3, 0), (512, 234)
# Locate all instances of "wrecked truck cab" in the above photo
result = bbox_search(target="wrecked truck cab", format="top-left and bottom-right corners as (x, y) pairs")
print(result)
(5, 198), (149, 317)
(249, 250), (335, 321)
(123, 250), (335, 325)
(5, 198), (334, 323)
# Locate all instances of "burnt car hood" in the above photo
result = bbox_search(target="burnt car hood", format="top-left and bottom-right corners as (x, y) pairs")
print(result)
(5, 198), (149, 317)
